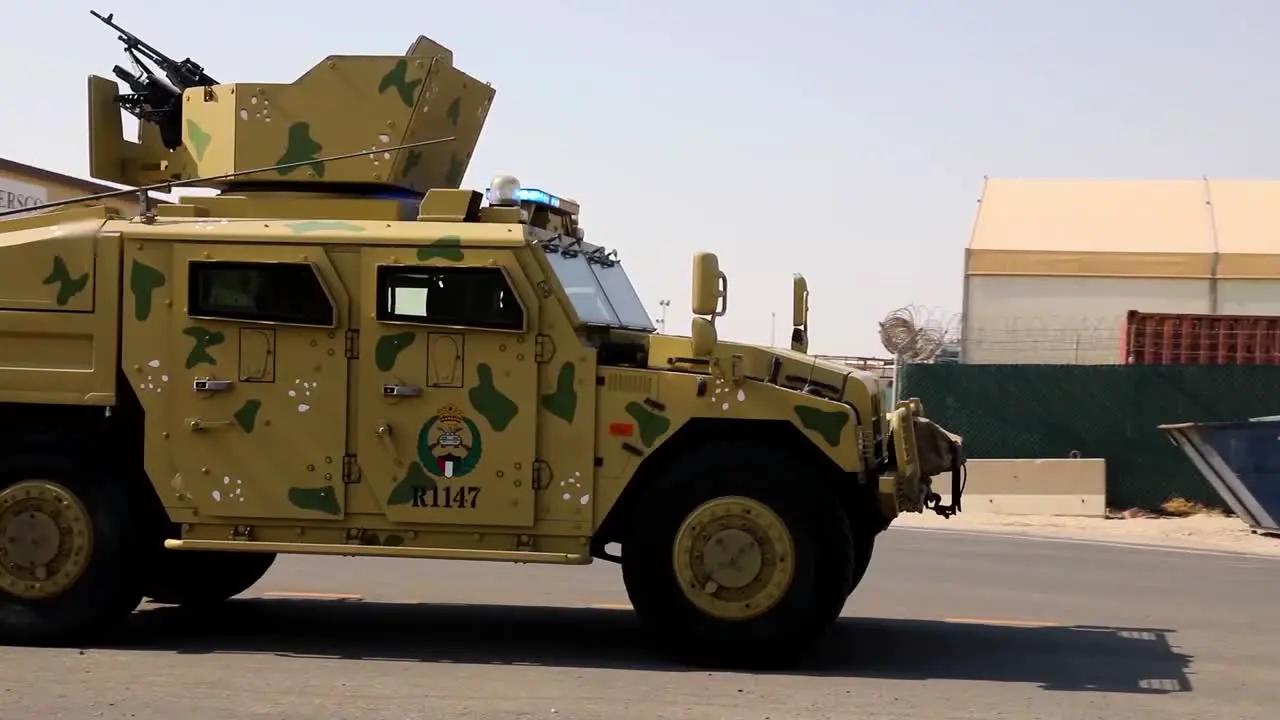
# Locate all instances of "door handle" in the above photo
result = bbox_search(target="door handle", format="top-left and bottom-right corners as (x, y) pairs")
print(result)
(186, 418), (234, 431)
(193, 378), (234, 393)
(382, 383), (423, 398)
(375, 422), (404, 466)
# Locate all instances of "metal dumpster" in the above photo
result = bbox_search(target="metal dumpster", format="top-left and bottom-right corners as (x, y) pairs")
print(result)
(1159, 418), (1280, 533)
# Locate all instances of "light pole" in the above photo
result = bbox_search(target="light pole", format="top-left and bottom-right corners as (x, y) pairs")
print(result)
(657, 298), (670, 333)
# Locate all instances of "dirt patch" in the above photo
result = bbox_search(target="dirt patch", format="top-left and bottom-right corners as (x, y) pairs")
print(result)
(1158, 497), (1230, 518)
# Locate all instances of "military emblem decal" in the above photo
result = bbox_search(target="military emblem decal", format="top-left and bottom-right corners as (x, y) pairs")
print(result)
(418, 403), (484, 478)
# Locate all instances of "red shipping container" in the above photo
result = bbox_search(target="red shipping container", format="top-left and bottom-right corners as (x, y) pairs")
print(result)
(1123, 310), (1280, 366)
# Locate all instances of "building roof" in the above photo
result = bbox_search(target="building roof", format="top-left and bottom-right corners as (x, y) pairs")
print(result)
(966, 177), (1280, 279)
(0, 157), (122, 196)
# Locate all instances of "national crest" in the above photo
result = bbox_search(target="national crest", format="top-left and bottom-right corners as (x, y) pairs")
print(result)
(436, 403), (465, 426)
(417, 402), (484, 479)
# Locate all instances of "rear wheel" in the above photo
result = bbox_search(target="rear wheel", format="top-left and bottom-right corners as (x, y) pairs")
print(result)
(145, 551), (277, 606)
(0, 454), (147, 646)
(621, 440), (852, 668)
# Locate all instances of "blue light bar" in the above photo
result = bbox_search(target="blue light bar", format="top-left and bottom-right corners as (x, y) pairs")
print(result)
(515, 188), (580, 216)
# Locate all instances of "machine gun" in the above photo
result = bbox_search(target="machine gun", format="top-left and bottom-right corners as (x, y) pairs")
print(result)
(90, 10), (218, 150)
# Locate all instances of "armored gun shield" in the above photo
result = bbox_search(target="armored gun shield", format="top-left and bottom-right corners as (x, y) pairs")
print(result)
(88, 35), (494, 192)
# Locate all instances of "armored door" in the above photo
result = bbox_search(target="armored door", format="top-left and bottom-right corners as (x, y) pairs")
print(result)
(165, 244), (352, 521)
(356, 247), (538, 527)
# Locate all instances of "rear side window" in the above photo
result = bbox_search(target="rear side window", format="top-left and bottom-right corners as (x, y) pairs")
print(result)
(376, 265), (525, 332)
(188, 260), (336, 327)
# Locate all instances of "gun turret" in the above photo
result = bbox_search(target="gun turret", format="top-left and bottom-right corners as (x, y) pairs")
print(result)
(86, 12), (493, 196)
(91, 10), (218, 150)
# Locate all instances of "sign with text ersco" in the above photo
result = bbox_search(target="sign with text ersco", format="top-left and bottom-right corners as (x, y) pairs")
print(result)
(0, 176), (48, 215)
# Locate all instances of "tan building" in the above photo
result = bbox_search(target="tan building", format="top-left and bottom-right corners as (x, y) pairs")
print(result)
(962, 177), (1280, 364)
(0, 157), (135, 218)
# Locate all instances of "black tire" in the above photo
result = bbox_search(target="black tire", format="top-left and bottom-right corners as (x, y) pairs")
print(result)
(849, 533), (876, 591)
(144, 551), (277, 606)
(0, 454), (148, 646)
(621, 440), (853, 668)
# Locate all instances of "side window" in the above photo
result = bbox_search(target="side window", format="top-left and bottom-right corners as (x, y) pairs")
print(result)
(188, 260), (336, 327)
(377, 265), (525, 332)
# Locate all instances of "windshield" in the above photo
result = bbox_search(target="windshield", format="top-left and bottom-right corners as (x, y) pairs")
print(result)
(542, 241), (656, 332)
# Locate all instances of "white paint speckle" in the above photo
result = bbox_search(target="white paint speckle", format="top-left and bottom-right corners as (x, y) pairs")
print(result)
(161, 375), (169, 382)
(378, 133), (391, 143)
(298, 404), (311, 413)
(579, 494), (590, 505)
(212, 490), (222, 501)
(721, 402), (730, 410)
(147, 359), (160, 368)
(238, 108), (248, 120)
(737, 389), (746, 402)
(561, 492), (571, 501)
(288, 390), (297, 397)
(223, 476), (231, 485)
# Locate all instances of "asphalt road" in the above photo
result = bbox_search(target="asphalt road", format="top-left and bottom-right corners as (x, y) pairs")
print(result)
(1, 528), (1277, 720)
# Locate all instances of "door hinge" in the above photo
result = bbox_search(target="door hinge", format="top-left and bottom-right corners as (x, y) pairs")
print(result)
(345, 329), (360, 359)
(534, 334), (555, 363)
(342, 454), (362, 484)
(532, 459), (552, 490)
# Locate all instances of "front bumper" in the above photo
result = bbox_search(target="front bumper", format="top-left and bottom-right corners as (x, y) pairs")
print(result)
(877, 399), (967, 519)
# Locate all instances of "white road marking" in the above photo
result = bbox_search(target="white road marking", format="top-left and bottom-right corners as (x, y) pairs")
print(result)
(259, 591), (364, 600)
(944, 618), (1061, 628)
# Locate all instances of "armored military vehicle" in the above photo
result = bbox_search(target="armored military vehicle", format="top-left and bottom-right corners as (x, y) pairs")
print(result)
(0, 12), (966, 666)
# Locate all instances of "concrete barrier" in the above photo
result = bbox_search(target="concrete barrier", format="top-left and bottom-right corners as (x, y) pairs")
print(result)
(933, 458), (1107, 517)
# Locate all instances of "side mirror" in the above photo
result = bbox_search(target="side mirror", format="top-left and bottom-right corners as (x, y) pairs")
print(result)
(791, 327), (808, 354)
(791, 273), (809, 327)
(691, 316), (718, 356)
(691, 252), (727, 317)
(790, 273), (809, 353)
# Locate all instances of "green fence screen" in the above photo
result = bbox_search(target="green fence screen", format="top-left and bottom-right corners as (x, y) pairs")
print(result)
(898, 363), (1280, 510)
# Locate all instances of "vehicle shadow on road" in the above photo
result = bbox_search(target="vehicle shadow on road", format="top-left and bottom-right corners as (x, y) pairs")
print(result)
(108, 600), (1191, 694)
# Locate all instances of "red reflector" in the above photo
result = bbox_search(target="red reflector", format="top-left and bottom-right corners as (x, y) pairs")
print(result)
(608, 422), (634, 437)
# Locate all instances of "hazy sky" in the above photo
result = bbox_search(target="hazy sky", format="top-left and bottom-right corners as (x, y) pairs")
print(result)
(2, 1), (1276, 355)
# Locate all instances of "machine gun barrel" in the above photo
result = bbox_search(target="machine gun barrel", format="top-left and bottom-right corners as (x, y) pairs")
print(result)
(90, 9), (217, 90)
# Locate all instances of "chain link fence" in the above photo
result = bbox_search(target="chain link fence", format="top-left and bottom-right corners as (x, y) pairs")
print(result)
(898, 362), (1280, 509)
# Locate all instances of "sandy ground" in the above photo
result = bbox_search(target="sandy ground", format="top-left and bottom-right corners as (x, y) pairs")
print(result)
(893, 510), (1280, 557)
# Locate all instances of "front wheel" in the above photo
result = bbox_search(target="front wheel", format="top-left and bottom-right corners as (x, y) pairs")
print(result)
(145, 551), (277, 606)
(849, 534), (876, 592)
(621, 440), (853, 668)
(0, 454), (147, 646)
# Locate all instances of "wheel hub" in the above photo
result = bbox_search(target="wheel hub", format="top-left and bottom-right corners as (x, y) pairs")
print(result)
(672, 496), (796, 621)
(0, 481), (93, 599)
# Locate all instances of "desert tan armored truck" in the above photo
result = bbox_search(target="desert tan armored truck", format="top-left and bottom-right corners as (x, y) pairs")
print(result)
(0, 12), (966, 667)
